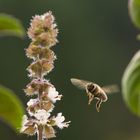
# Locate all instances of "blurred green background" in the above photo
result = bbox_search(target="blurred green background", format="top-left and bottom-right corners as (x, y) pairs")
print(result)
(0, 0), (140, 139)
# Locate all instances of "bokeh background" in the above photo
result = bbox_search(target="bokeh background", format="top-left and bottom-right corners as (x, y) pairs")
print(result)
(0, 0), (140, 140)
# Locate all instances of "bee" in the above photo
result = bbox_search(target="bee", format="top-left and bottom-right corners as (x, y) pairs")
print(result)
(70, 78), (119, 112)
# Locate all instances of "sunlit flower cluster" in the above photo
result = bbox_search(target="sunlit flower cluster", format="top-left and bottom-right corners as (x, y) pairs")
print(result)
(28, 11), (58, 47)
(20, 11), (70, 140)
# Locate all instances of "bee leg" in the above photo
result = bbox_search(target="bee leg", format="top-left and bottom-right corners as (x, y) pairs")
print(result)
(87, 92), (94, 105)
(96, 99), (102, 112)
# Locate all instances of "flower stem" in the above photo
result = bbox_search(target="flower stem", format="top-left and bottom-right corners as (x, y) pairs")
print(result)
(38, 125), (43, 140)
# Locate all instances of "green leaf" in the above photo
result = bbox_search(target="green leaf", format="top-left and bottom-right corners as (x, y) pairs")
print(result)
(0, 85), (25, 132)
(122, 50), (140, 116)
(129, 0), (140, 29)
(136, 34), (140, 40)
(0, 14), (25, 37)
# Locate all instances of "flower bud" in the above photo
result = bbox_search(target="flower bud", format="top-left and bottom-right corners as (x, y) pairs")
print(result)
(27, 59), (54, 78)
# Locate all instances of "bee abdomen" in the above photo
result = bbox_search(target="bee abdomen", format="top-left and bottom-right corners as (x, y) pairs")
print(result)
(95, 92), (108, 102)
(87, 84), (97, 93)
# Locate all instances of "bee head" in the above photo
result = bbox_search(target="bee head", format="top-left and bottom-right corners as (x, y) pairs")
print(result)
(86, 83), (96, 93)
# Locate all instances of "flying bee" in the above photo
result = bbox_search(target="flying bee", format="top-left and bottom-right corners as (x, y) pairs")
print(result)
(70, 78), (119, 112)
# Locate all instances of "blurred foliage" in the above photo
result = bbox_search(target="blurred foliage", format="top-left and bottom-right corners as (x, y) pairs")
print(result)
(0, 85), (24, 131)
(122, 51), (140, 116)
(0, 13), (25, 132)
(129, 0), (140, 29)
(122, 0), (140, 117)
(0, 14), (25, 37)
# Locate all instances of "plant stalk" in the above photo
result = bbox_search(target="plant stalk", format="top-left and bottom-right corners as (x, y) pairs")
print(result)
(38, 125), (43, 140)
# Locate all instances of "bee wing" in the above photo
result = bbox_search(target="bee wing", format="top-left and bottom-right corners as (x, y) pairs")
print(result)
(102, 85), (119, 94)
(70, 78), (91, 90)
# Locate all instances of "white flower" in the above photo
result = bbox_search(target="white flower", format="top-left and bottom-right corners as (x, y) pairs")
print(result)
(34, 109), (50, 125)
(20, 115), (37, 135)
(27, 98), (38, 106)
(20, 115), (29, 132)
(47, 87), (62, 103)
(53, 113), (71, 129)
